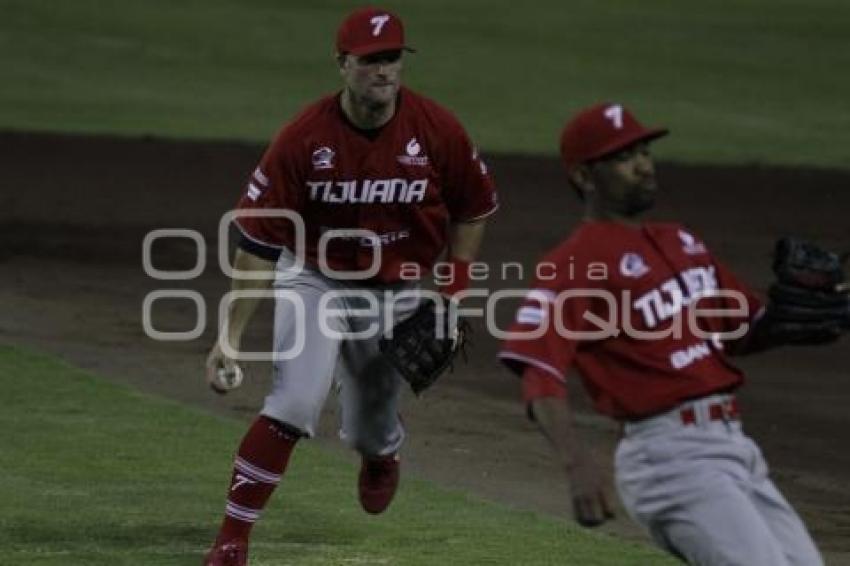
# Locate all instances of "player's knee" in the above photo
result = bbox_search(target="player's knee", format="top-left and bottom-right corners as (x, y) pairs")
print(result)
(260, 405), (317, 438)
(258, 414), (307, 440)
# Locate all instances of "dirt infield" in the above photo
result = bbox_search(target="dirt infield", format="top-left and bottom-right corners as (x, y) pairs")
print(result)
(2, 131), (849, 561)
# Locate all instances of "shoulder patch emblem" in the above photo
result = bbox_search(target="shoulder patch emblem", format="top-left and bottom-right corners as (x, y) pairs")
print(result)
(678, 229), (707, 255)
(620, 252), (650, 278)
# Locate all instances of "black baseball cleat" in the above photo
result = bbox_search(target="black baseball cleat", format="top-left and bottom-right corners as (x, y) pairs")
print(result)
(358, 453), (400, 514)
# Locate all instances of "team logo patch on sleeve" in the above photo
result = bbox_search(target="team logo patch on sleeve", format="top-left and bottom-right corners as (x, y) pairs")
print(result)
(246, 167), (269, 201)
(246, 183), (262, 201)
(679, 230), (707, 255)
(252, 167), (269, 187)
(312, 146), (335, 170)
(620, 253), (650, 278)
(516, 289), (556, 326)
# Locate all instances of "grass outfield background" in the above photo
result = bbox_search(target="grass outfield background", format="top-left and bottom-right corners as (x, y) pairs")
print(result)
(0, 346), (675, 565)
(2, 0), (849, 167)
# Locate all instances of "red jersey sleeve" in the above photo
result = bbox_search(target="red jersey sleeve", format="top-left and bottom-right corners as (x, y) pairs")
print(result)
(500, 287), (576, 382)
(437, 116), (498, 222)
(500, 257), (608, 385)
(234, 128), (304, 249)
(522, 365), (568, 405)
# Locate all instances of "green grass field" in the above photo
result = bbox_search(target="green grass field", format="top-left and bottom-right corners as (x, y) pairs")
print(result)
(0, 346), (675, 565)
(2, 0), (849, 167)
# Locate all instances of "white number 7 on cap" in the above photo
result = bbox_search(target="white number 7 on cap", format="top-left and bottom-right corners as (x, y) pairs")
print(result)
(370, 14), (390, 36)
(604, 104), (624, 129)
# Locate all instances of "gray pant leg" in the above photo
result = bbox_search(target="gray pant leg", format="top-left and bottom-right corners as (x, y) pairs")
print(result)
(260, 279), (347, 437)
(747, 459), (823, 566)
(337, 338), (405, 457)
(654, 475), (792, 566)
(336, 289), (419, 457)
(616, 427), (805, 566)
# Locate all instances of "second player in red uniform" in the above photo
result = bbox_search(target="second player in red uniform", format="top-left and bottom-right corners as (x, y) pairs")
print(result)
(500, 103), (826, 565)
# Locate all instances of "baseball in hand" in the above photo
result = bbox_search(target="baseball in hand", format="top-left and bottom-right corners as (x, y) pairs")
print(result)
(214, 363), (244, 392)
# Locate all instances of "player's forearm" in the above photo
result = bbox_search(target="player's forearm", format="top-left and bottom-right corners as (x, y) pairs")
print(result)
(447, 218), (487, 261)
(530, 396), (588, 472)
(725, 314), (774, 356)
(531, 393), (615, 527)
(223, 247), (276, 347)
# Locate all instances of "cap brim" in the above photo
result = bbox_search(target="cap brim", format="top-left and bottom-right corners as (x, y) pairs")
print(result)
(588, 127), (669, 162)
(347, 43), (416, 56)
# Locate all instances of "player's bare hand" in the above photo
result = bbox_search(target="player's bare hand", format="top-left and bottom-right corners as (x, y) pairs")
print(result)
(205, 342), (243, 395)
(568, 457), (616, 528)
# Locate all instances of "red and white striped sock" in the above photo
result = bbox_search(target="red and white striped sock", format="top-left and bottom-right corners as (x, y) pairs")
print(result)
(216, 415), (299, 543)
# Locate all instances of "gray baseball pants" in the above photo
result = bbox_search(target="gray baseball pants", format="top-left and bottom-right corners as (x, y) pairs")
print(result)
(615, 394), (823, 566)
(260, 249), (420, 457)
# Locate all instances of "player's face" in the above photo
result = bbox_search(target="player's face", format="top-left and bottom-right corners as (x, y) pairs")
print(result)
(340, 50), (403, 109)
(589, 142), (658, 217)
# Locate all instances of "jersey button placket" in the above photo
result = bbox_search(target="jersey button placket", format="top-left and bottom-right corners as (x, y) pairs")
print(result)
(356, 157), (377, 277)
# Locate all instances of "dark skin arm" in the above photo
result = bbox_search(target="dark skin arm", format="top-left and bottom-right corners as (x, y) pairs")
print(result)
(728, 308), (844, 356)
(530, 394), (616, 527)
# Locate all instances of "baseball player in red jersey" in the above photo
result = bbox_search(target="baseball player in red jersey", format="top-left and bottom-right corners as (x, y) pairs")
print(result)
(499, 104), (826, 565)
(202, 7), (497, 565)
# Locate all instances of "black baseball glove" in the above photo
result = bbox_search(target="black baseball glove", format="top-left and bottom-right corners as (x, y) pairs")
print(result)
(379, 296), (470, 395)
(759, 237), (849, 345)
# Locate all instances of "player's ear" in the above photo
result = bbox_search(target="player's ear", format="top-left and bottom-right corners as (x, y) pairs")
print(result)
(336, 52), (349, 72)
(569, 165), (595, 195)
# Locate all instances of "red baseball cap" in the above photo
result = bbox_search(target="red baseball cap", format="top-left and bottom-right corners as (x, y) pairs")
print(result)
(560, 103), (668, 170)
(336, 7), (415, 56)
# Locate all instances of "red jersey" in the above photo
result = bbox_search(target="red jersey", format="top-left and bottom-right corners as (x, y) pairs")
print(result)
(499, 221), (764, 420)
(234, 87), (498, 283)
